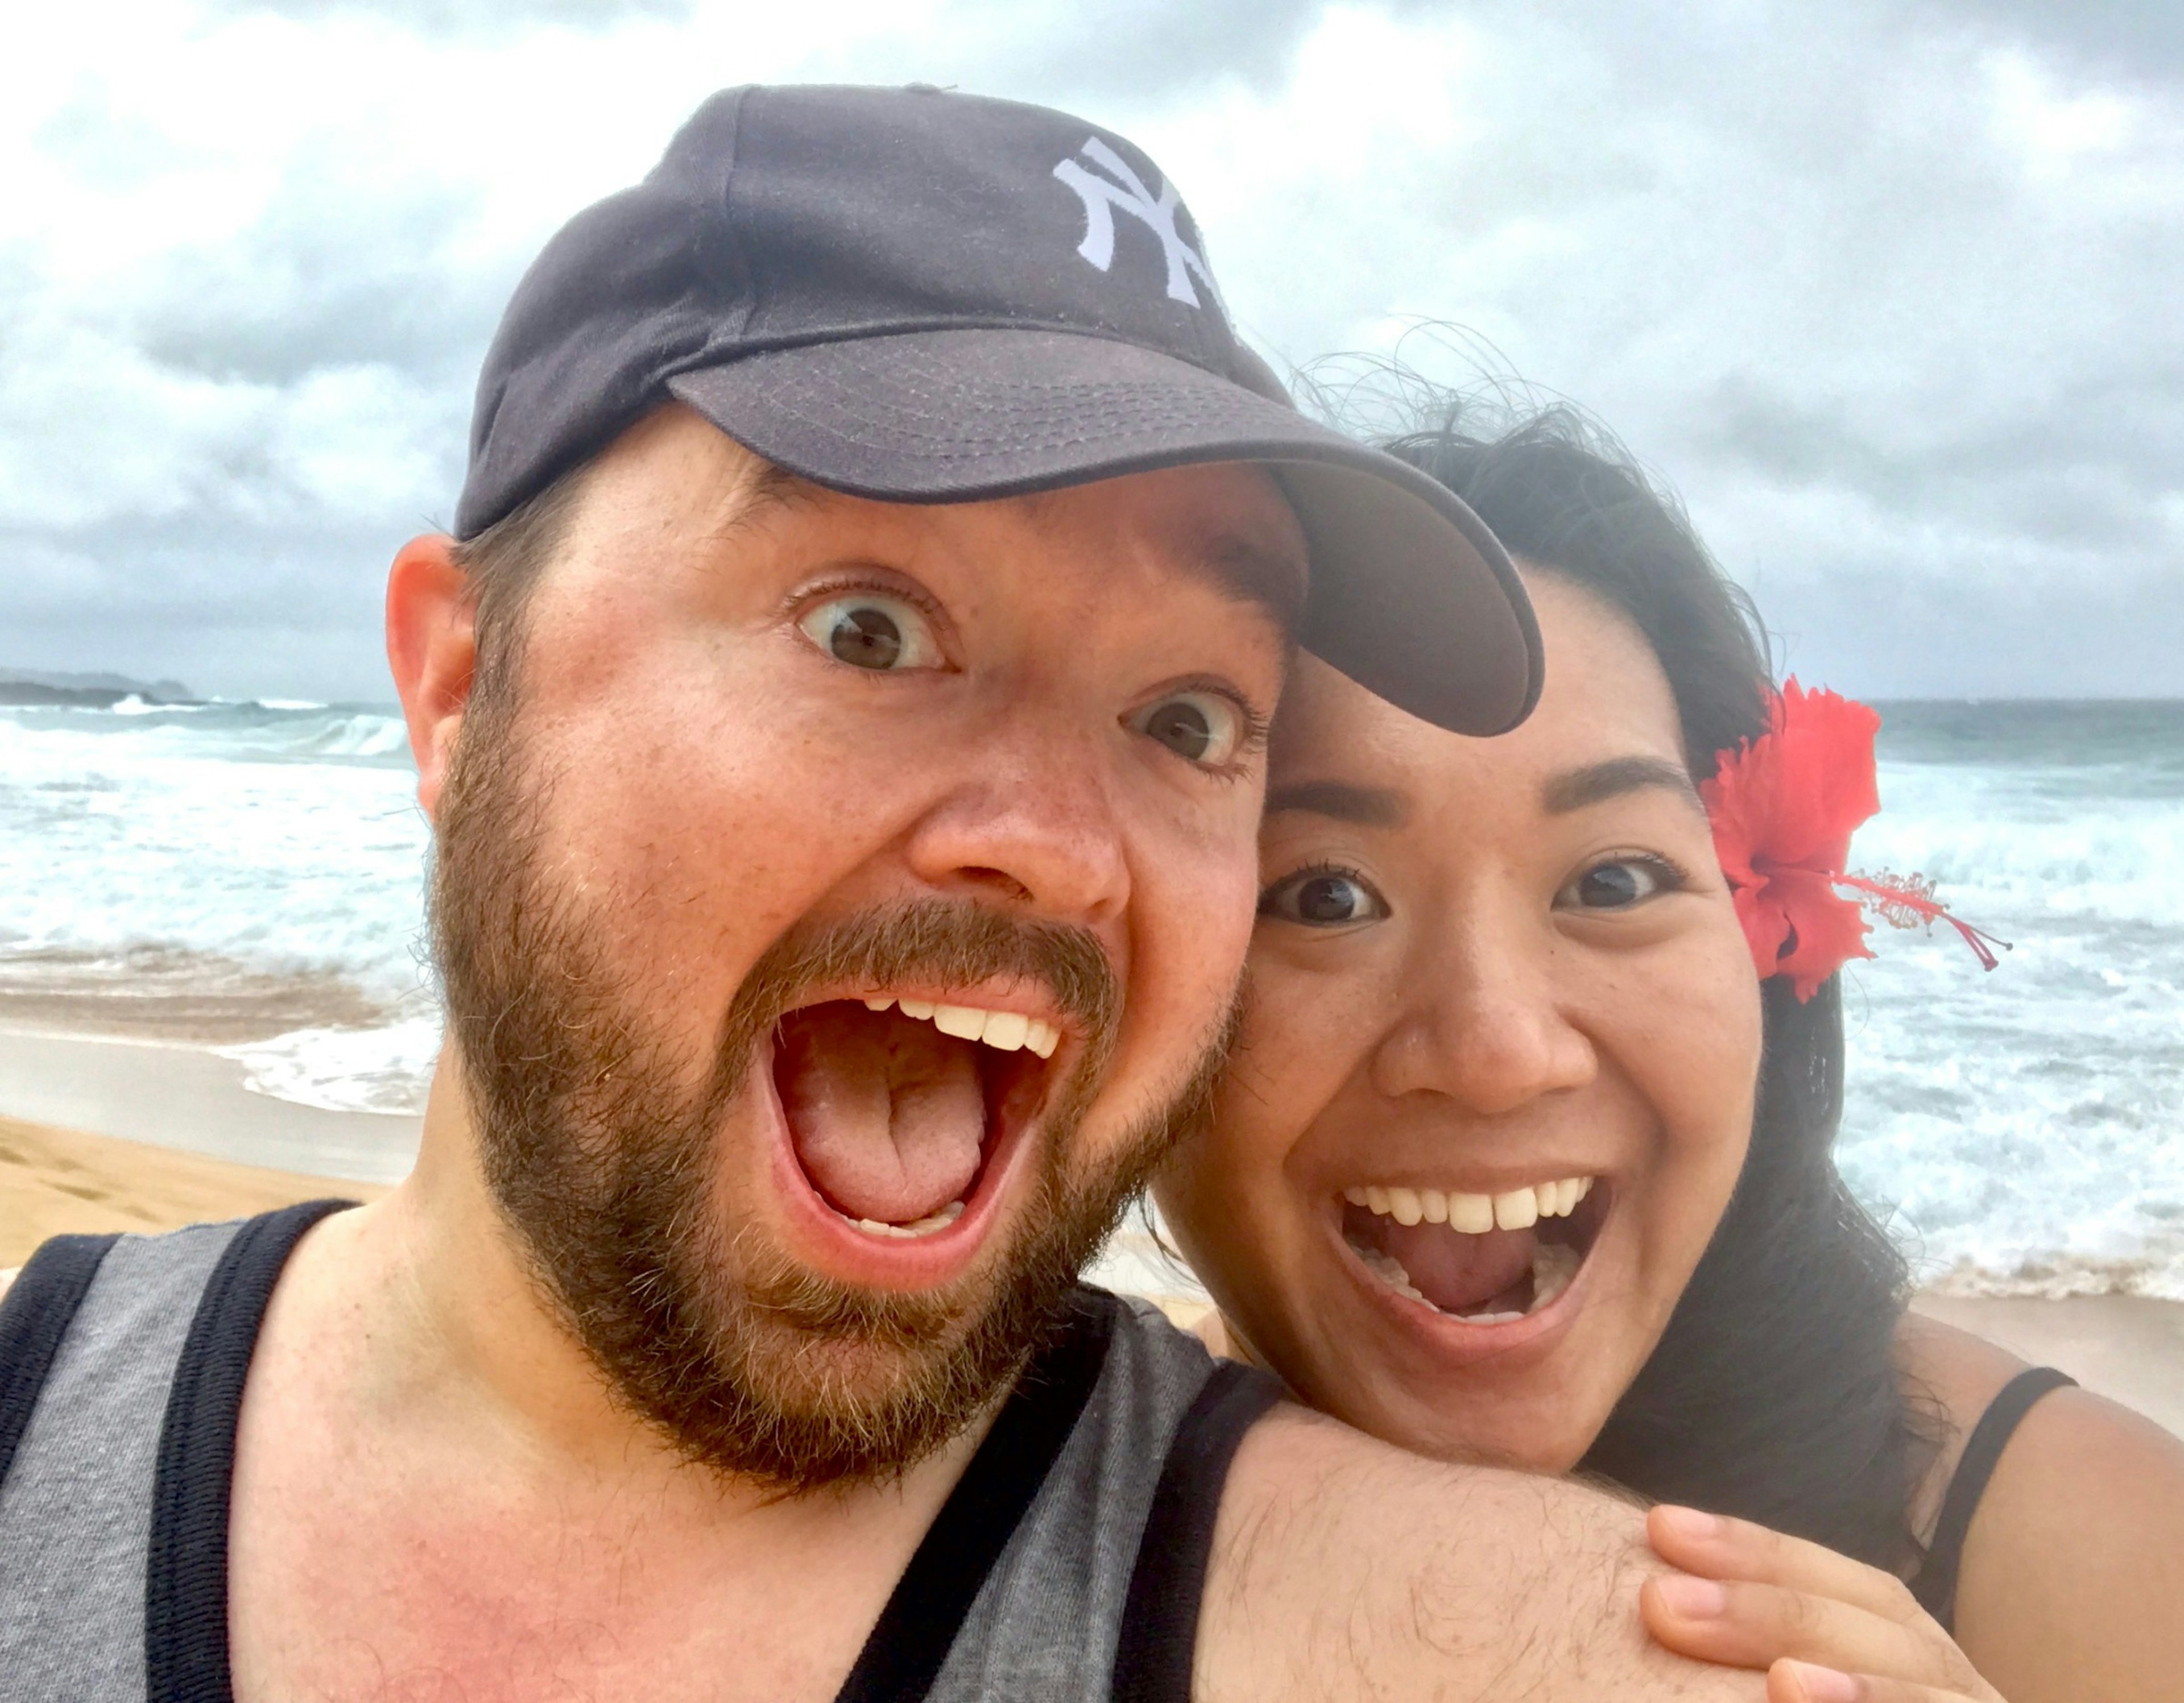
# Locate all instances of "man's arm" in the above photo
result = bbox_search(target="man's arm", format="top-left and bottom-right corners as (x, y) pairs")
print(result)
(1197, 1403), (1765, 1701)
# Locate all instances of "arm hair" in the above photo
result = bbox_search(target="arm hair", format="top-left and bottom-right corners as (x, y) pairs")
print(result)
(1195, 1403), (1765, 1701)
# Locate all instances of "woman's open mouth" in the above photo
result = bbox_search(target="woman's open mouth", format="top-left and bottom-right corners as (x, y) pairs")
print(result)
(772, 990), (1064, 1251)
(1337, 1177), (1608, 1326)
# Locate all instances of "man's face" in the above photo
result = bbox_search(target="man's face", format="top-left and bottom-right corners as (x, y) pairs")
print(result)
(429, 405), (1301, 1486)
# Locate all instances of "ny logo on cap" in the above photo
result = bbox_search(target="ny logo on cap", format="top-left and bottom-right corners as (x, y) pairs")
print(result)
(1052, 138), (1224, 313)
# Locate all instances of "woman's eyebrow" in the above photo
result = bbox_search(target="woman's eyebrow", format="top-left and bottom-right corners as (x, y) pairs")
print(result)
(1541, 755), (1703, 817)
(1265, 780), (1409, 828)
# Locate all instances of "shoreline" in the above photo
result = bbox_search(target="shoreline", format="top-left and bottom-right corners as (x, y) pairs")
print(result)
(0, 1024), (421, 1186)
(0, 1027), (2175, 1438)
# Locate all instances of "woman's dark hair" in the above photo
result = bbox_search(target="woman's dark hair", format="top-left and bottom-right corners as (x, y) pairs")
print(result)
(1377, 401), (1939, 1572)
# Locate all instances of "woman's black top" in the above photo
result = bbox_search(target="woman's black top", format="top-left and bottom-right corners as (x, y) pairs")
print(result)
(1909, 1365), (2077, 1631)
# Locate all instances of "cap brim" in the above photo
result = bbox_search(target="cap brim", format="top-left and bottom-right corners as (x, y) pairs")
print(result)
(667, 328), (1541, 736)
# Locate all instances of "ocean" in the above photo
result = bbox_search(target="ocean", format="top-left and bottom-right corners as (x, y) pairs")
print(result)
(1, 695), (2179, 1298)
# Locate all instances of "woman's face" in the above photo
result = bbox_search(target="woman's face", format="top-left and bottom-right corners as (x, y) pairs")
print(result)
(1157, 571), (1764, 1471)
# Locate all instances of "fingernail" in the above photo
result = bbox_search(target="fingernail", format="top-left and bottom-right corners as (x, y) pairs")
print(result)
(1655, 1504), (1724, 1539)
(1778, 1659), (1862, 1703)
(1653, 1574), (1728, 1619)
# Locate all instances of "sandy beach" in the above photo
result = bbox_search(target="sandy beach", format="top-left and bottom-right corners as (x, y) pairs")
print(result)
(0, 1025), (2177, 1440)
(0, 1113), (386, 1265)
(0, 1024), (416, 1267)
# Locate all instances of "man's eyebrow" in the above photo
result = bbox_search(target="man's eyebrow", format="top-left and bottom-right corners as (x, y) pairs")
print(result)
(1187, 529), (1310, 636)
(1265, 780), (1409, 828)
(1541, 755), (1703, 817)
(712, 457), (820, 544)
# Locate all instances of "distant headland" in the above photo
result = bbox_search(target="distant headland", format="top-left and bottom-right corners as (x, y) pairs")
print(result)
(0, 668), (198, 709)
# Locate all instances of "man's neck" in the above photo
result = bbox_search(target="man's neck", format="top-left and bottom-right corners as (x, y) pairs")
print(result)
(222, 1055), (998, 1703)
(308, 1055), (998, 1505)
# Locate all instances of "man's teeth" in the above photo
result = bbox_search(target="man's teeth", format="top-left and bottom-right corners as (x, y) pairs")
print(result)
(1347, 1236), (1585, 1323)
(846, 1200), (966, 1240)
(862, 996), (1059, 1059)
(1345, 1176), (1595, 1231)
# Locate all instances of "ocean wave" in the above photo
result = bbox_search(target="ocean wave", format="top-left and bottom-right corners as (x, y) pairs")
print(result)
(0, 708), (430, 1002)
(108, 695), (212, 716)
(293, 713), (410, 761)
(1859, 773), (2184, 929)
(0, 702), (411, 769)
(220, 1015), (441, 1116)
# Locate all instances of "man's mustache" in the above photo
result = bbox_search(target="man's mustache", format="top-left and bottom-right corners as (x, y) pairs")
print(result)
(714, 897), (1122, 1087)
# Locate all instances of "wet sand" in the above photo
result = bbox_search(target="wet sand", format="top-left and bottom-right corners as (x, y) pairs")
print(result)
(0, 1026), (420, 1184)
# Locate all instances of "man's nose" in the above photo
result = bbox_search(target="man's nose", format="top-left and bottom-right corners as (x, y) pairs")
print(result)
(899, 714), (1131, 927)
(1367, 905), (1596, 1114)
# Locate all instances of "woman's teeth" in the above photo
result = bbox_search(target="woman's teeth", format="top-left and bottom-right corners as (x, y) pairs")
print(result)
(863, 995), (1060, 1058)
(1343, 1176), (1595, 1232)
(845, 1200), (966, 1240)
(1349, 1237), (1584, 1323)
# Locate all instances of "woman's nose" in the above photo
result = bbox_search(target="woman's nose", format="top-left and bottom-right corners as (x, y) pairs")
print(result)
(1367, 923), (1596, 1115)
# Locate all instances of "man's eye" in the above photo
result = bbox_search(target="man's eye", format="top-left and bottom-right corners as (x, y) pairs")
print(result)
(1557, 857), (1677, 911)
(1259, 868), (1388, 927)
(796, 594), (942, 672)
(1132, 691), (1244, 767)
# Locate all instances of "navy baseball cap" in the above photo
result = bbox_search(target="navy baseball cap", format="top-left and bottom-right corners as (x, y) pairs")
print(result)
(457, 84), (1542, 735)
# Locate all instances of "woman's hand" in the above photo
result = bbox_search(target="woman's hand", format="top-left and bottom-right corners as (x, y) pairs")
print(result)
(1639, 1505), (2006, 1703)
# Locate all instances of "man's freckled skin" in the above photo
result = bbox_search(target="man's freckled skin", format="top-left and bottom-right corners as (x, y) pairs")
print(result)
(224, 409), (1305, 1702)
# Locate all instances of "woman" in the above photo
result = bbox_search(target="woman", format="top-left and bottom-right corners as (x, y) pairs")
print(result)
(1155, 407), (2184, 1703)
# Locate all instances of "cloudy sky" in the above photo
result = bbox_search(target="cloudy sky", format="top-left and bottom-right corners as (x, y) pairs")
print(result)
(3, 0), (2178, 701)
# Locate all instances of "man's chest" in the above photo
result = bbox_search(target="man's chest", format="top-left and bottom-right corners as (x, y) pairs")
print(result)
(228, 1491), (911, 1703)
(226, 1415), (943, 1703)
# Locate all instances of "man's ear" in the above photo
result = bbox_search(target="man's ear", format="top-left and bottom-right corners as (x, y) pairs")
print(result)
(386, 534), (475, 821)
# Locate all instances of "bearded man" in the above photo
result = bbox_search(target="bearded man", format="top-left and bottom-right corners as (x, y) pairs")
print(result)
(0, 85), (1763, 1701)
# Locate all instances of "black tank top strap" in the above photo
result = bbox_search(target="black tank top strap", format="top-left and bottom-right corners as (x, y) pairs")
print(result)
(145, 1198), (355, 1703)
(1111, 1356), (1285, 1703)
(0, 1232), (122, 1495)
(1910, 1365), (2077, 1632)
(834, 1286), (1120, 1703)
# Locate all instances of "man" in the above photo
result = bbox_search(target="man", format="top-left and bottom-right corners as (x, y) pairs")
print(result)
(0, 86), (1756, 1700)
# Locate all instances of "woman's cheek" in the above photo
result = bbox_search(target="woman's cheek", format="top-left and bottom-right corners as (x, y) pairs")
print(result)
(1616, 931), (1763, 1275)
(1234, 938), (1376, 1106)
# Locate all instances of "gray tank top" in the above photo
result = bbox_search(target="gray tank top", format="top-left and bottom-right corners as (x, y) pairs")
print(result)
(0, 1204), (1273, 1702)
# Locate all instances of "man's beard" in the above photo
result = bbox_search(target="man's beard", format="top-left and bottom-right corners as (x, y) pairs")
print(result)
(429, 674), (1230, 1492)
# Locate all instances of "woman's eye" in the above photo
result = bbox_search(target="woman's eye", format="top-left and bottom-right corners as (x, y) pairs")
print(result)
(796, 593), (942, 672)
(1260, 868), (1388, 927)
(1132, 691), (1245, 768)
(1558, 857), (1674, 911)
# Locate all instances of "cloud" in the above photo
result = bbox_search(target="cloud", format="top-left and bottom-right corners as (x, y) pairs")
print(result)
(930, 0), (1340, 104)
(1930, 0), (2184, 85)
(0, 0), (2177, 699)
(206, 0), (700, 31)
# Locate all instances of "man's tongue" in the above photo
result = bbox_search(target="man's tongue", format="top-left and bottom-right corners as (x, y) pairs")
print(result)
(1375, 1219), (1537, 1314)
(776, 1004), (986, 1224)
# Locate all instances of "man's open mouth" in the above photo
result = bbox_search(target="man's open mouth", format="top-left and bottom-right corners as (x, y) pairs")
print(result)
(1337, 1176), (1607, 1325)
(774, 992), (1064, 1240)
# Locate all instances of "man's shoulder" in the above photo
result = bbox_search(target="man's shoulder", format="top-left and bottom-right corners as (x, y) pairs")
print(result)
(1198, 1403), (1761, 1701)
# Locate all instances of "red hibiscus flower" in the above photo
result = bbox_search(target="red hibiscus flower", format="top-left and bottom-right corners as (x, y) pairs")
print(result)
(1701, 679), (1882, 1001)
